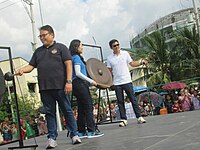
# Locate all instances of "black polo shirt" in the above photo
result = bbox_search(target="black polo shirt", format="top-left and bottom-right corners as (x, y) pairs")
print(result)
(29, 41), (71, 91)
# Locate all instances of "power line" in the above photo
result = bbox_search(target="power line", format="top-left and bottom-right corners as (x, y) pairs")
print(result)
(0, 0), (20, 12)
(0, 0), (10, 5)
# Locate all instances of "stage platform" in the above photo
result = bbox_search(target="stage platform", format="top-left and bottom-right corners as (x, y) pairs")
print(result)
(1, 110), (200, 150)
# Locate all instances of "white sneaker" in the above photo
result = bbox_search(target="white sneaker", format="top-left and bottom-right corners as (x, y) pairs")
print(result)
(46, 138), (57, 149)
(119, 120), (128, 127)
(137, 117), (146, 124)
(72, 135), (82, 145)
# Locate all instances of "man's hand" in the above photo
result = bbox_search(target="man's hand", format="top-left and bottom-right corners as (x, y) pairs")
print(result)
(140, 59), (148, 65)
(15, 69), (24, 76)
(15, 65), (34, 75)
(65, 83), (72, 94)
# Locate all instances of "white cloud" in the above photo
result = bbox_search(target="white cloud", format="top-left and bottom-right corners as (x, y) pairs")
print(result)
(0, 0), (199, 61)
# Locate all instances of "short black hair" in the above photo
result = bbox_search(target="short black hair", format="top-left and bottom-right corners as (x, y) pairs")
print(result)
(109, 39), (119, 48)
(39, 25), (54, 36)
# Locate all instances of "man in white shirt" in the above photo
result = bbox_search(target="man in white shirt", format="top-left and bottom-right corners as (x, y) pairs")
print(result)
(107, 39), (147, 127)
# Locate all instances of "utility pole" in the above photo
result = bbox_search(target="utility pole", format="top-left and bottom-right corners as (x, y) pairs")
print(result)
(6, 81), (15, 122)
(192, 0), (200, 38)
(22, 0), (37, 51)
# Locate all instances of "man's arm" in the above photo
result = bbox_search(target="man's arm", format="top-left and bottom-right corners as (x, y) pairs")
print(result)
(64, 60), (72, 93)
(15, 65), (34, 75)
(129, 59), (148, 67)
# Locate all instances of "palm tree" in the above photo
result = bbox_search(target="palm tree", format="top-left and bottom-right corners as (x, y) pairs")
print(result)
(143, 31), (171, 86)
(174, 26), (200, 80)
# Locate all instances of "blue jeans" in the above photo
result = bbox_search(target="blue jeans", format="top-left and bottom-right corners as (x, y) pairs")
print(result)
(72, 79), (95, 133)
(115, 83), (141, 119)
(40, 90), (78, 139)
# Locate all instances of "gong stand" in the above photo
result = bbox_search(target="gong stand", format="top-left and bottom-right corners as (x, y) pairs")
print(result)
(96, 87), (122, 126)
(0, 46), (38, 150)
(0, 68), (6, 103)
(86, 58), (122, 127)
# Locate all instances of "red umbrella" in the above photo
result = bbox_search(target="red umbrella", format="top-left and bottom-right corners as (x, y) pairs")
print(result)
(162, 82), (187, 90)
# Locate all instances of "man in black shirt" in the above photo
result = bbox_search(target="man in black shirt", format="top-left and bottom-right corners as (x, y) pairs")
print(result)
(16, 25), (81, 148)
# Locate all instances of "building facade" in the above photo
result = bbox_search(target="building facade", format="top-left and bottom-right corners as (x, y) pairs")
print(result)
(130, 8), (197, 48)
(0, 57), (41, 109)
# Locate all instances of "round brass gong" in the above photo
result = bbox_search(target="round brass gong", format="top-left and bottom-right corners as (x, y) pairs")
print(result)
(86, 58), (112, 89)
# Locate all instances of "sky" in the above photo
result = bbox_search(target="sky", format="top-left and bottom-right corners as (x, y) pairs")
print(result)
(0, 0), (199, 62)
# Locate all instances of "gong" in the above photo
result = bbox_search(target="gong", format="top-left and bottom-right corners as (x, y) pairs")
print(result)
(86, 58), (112, 89)
(0, 68), (6, 103)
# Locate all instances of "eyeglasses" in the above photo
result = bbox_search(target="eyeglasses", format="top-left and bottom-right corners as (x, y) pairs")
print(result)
(38, 33), (49, 38)
(112, 44), (119, 48)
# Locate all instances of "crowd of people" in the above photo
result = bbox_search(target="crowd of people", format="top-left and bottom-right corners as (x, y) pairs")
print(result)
(136, 86), (200, 117)
(0, 115), (48, 144)
(163, 87), (200, 113)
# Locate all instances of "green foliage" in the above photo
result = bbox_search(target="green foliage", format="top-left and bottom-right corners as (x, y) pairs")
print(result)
(147, 71), (170, 85)
(174, 26), (200, 80)
(143, 31), (171, 85)
(132, 26), (200, 86)
(0, 92), (10, 120)
(0, 92), (38, 121)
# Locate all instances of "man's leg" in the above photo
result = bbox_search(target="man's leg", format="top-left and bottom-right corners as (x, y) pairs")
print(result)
(123, 83), (146, 123)
(40, 91), (57, 140)
(123, 83), (141, 118)
(40, 91), (58, 149)
(115, 85), (127, 120)
(56, 90), (79, 138)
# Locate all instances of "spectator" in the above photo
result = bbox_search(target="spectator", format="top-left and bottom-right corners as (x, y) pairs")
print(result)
(93, 103), (103, 122)
(0, 128), (3, 144)
(172, 99), (182, 113)
(31, 116), (39, 137)
(191, 90), (200, 110)
(24, 116), (35, 139)
(165, 94), (173, 113)
(37, 116), (48, 135)
(20, 119), (26, 141)
(2, 120), (12, 143)
(179, 89), (192, 111)
(107, 103), (117, 120)
(11, 122), (18, 140)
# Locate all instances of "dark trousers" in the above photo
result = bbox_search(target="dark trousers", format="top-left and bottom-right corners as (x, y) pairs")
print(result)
(115, 82), (141, 119)
(72, 79), (95, 133)
(40, 90), (78, 139)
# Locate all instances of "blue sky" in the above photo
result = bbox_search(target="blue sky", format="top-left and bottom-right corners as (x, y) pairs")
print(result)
(0, 0), (199, 62)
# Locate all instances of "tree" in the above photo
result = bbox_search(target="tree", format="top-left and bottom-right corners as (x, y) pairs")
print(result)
(143, 31), (171, 85)
(174, 26), (200, 81)
(0, 91), (38, 121)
